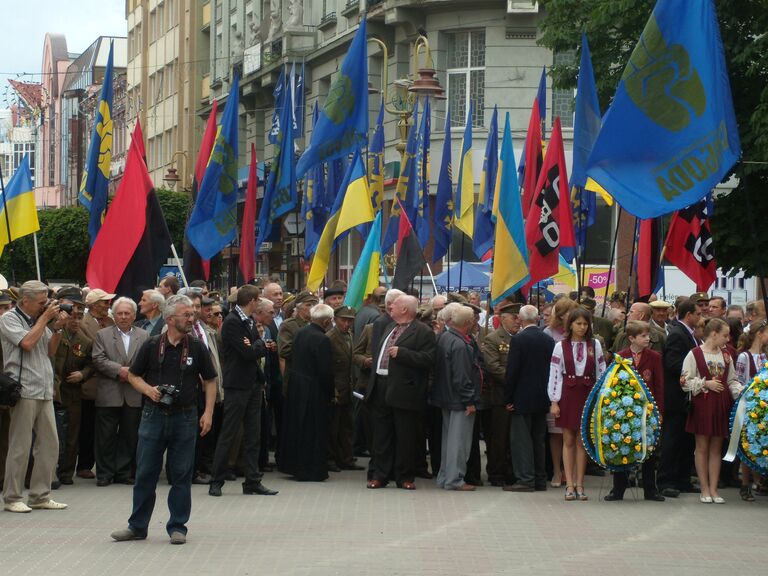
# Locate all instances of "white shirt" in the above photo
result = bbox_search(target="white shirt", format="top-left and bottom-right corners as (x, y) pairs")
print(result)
(194, 321), (209, 349)
(547, 339), (606, 402)
(118, 327), (133, 355)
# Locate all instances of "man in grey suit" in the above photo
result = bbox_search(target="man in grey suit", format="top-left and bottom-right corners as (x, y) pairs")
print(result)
(92, 297), (149, 486)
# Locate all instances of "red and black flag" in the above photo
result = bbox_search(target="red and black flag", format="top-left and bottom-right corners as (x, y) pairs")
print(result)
(86, 121), (171, 301)
(636, 218), (663, 299)
(663, 200), (717, 291)
(392, 198), (427, 292)
(183, 99), (218, 281)
(239, 144), (258, 284)
(524, 117), (575, 285)
(521, 99), (544, 218)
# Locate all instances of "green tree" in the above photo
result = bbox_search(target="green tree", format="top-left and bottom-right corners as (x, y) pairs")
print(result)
(538, 0), (768, 276)
(155, 188), (192, 251)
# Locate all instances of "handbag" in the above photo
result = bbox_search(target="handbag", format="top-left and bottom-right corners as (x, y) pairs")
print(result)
(0, 348), (23, 408)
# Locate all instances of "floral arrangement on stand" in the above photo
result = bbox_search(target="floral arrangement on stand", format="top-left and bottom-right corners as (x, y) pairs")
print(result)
(581, 354), (661, 471)
(726, 364), (768, 475)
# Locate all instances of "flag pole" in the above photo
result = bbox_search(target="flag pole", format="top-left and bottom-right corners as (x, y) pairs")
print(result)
(170, 243), (189, 288)
(446, 240), (450, 294)
(33, 233), (41, 281)
(601, 206), (622, 318)
(0, 163), (16, 285)
(458, 234), (465, 292)
(424, 261), (438, 295)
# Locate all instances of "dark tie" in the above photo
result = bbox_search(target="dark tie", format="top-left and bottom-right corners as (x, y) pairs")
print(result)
(576, 342), (584, 363)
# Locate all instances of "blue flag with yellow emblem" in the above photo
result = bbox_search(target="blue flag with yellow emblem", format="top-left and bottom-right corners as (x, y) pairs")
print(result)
(79, 40), (114, 245)
(296, 19), (368, 178)
(186, 75), (240, 260)
(473, 105), (498, 259)
(256, 74), (296, 254)
(585, 0), (740, 219)
(303, 102), (327, 259)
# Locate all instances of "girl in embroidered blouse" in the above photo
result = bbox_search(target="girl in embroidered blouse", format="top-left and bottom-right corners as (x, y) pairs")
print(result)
(543, 297), (578, 488)
(548, 307), (606, 501)
(734, 320), (768, 501)
(681, 317), (743, 504)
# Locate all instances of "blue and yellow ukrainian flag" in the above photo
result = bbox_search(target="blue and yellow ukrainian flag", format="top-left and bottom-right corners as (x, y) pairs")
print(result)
(490, 114), (528, 306)
(0, 156), (39, 256)
(79, 40), (114, 245)
(344, 211), (382, 310)
(473, 105), (499, 259)
(187, 75), (241, 260)
(433, 109), (453, 263)
(454, 103), (474, 239)
(307, 148), (375, 291)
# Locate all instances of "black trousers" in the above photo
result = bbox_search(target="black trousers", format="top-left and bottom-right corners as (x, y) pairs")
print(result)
(485, 404), (513, 484)
(370, 377), (419, 485)
(211, 387), (263, 487)
(95, 405), (141, 482)
(657, 409), (695, 491)
(612, 454), (660, 497)
(195, 402), (223, 475)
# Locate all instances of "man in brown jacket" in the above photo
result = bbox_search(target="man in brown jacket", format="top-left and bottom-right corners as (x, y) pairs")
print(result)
(479, 302), (520, 486)
(327, 306), (363, 471)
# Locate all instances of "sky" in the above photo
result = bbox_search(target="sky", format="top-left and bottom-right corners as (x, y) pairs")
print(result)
(0, 0), (126, 108)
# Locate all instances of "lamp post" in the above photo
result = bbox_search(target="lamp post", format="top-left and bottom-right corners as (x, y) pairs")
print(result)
(368, 35), (446, 156)
(162, 150), (190, 190)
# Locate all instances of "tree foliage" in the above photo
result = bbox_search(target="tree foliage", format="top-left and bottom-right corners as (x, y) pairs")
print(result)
(538, 0), (768, 276)
(0, 189), (193, 286)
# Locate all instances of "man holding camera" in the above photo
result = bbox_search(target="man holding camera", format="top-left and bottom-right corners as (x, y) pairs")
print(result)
(92, 297), (149, 486)
(1, 280), (68, 513)
(111, 294), (217, 544)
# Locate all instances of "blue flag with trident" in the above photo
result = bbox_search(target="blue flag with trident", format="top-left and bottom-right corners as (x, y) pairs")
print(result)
(186, 75), (241, 260)
(585, 0), (740, 219)
(79, 40), (114, 245)
(296, 19), (368, 178)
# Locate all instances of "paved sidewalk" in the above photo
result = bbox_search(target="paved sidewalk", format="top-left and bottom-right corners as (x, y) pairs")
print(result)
(1, 465), (765, 576)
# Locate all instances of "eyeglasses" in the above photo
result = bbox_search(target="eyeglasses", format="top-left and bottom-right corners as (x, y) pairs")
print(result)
(213, 312), (223, 317)
(175, 312), (195, 319)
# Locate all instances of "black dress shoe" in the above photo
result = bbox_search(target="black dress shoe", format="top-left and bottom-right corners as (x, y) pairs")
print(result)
(115, 477), (135, 485)
(59, 477), (74, 485)
(51, 480), (61, 490)
(644, 492), (666, 502)
(415, 470), (433, 480)
(327, 463), (341, 473)
(534, 485), (547, 492)
(661, 487), (680, 498)
(604, 492), (623, 501)
(243, 482), (278, 495)
(340, 464), (365, 471)
(97, 478), (113, 487)
(208, 484), (222, 497)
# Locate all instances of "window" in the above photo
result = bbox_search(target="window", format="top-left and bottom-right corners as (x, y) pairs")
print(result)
(552, 50), (576, 128)
(166, 0), (175, 29)
(156, 68), (165, 100)
(157, 2), (165, 37)
(446, 30), (485, 128)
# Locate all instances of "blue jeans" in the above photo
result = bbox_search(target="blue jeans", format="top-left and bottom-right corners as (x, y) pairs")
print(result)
(128, 405), (198, 536)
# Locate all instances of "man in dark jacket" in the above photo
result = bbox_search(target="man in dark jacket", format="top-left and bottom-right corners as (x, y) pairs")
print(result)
(431, 304), (480, 491)
(366, 293), (435, 490)
(503, 305), (555, 492)
(279, 304), (335, 481)
(657, 299), (700, 497)
(208, 285), (277, 497)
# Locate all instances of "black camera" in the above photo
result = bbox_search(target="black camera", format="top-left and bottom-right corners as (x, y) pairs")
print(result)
(59, 303), (74, 314)
(157, 383), (181, 407)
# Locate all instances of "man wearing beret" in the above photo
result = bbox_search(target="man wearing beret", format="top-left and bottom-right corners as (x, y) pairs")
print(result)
(480, 302), (519, 487)
(52, 287), (94, 485)
(278, 291), (318, 393)
(327, 306), (363, 471)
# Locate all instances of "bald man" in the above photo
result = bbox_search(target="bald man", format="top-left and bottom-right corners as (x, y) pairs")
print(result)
(612, 302), (666, 354)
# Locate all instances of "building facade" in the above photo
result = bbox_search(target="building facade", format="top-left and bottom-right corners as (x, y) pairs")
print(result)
(126, 0), (207, 189)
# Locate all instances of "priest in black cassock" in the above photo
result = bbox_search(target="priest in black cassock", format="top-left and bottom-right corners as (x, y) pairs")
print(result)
(279, 303), (335, 481)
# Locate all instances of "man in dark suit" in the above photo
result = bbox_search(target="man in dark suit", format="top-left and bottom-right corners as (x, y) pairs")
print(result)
(366, 294), (436, 490)
(135, 289), (166, 337)
(208, 285), (277, 497)
(261, 286), (284, 469)
(279, 304), (335, 481)
(658, 298), (701, 497)
(503, 305), (555, 492)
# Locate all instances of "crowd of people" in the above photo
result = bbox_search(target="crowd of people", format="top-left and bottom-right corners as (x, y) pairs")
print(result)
(1, 275), (765, 544)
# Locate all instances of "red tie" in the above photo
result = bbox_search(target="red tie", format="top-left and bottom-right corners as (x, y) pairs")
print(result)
(576, 342), (584, 363)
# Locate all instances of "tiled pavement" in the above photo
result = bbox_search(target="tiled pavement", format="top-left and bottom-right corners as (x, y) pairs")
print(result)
(1, 463), (766, 576)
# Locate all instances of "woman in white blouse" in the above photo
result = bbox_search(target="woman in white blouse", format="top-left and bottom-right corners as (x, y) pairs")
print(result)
(548, 307), (606, 501)
(681, 318), (743, 504)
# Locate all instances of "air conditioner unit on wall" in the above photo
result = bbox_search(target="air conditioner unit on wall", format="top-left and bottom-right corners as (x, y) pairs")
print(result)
(508, 1), (539, 14)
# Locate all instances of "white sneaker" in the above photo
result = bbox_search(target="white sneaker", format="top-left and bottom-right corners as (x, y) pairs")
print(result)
(4, 501), (32, 513)
(28, 499), (68, 510)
